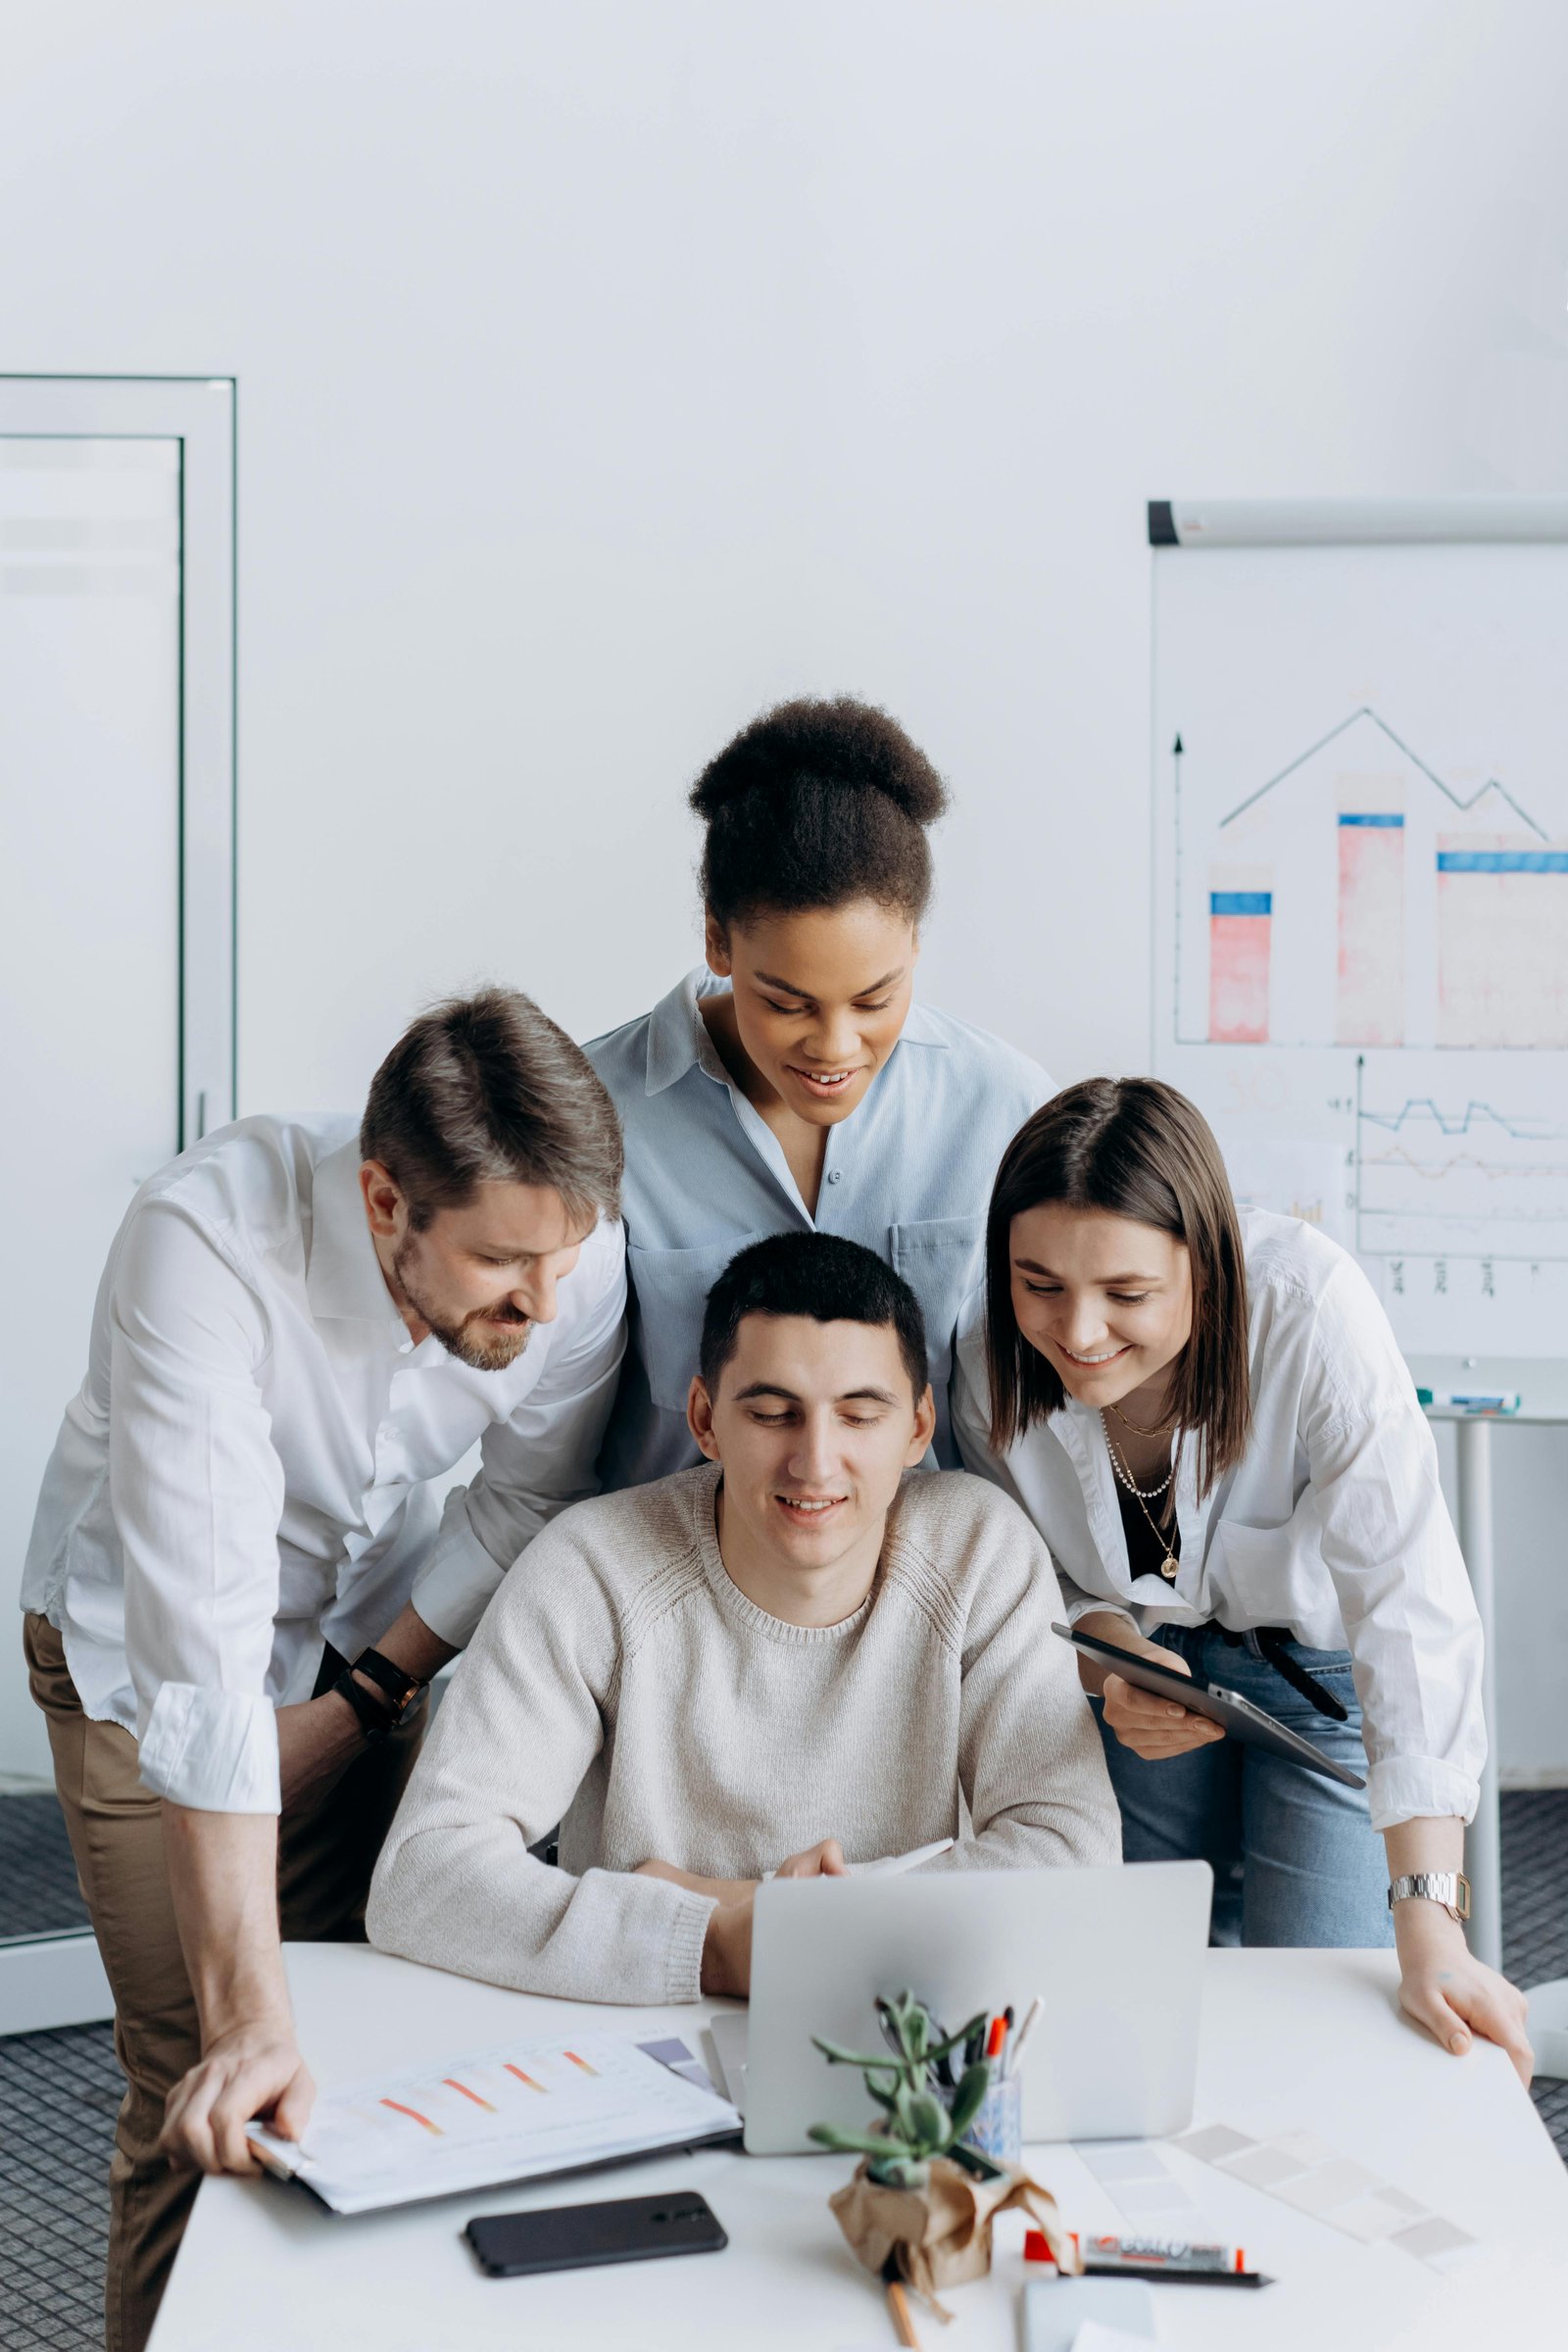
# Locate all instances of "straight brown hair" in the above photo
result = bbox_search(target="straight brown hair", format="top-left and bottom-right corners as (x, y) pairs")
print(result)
(361, 987), (623, 1231)
(983, 1078), (1251, 1496)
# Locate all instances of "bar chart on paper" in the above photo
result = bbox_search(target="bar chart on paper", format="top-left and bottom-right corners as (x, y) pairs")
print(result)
(1152, 516), (1568, 1353)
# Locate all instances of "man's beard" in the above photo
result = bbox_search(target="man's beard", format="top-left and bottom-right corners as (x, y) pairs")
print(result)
(392, 1240), (533, 1372)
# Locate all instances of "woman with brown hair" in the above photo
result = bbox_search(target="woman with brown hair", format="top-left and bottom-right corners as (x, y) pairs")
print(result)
(953, 1077), (1532, 2080)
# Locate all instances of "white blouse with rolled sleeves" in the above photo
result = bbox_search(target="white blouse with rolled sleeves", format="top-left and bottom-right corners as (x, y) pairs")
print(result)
(586, 969), (1051, 1489)
(951, 1208), (1485, 1834)
(21, 1116), (627, 1815)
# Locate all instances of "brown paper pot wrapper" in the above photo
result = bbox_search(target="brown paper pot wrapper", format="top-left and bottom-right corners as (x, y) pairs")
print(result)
(829, 2156), (1077, 2319)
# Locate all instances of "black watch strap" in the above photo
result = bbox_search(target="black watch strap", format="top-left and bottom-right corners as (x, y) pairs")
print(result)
(332, 1666), (394, 1741)
(351, 1647), (427, 1724)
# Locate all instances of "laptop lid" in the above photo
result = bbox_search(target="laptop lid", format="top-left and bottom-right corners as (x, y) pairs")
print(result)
(743, 1861), (1212, 2155)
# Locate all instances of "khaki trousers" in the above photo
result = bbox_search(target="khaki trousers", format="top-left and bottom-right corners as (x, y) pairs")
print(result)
(23, 1614), (424, 2352)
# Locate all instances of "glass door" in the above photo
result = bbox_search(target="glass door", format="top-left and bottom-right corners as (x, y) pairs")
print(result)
(0, 376), (234, 2026)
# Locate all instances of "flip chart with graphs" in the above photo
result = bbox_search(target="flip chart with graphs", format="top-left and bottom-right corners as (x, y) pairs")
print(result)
(1150, 504), (1568, 1354)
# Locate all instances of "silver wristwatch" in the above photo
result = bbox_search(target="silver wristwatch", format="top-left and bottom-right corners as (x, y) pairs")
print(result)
(1388, 1871), (1471, 1924)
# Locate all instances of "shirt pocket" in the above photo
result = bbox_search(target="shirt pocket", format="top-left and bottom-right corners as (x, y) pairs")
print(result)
(1209, 1515), (1300, 1606)
(627, 1232), (775, 1412)
(889, 1214), (986, 1379)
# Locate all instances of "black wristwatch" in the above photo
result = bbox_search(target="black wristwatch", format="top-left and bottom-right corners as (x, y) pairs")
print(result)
(332, 1647), (428, 1741)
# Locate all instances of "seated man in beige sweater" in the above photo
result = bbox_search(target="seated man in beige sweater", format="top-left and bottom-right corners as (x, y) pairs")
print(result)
(368, 1233), (1119, 2003)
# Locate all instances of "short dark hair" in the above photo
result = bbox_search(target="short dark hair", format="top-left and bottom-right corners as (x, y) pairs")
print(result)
(983, 1078), (1252, 1496)
(360, 987), (623, 1231)
(699, 1232), (929, 1400)
(689, 697), (948, 932)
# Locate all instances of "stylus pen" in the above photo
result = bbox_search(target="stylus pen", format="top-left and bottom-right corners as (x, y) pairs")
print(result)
(1083, 2263), (1272, 2288)
(1005, 1994), (1045, 2080)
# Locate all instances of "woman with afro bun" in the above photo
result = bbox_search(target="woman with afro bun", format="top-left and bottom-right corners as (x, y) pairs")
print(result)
(587, 696), (1052, 1488)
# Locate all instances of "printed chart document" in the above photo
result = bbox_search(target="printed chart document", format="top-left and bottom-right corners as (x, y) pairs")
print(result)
(246, 2031), (741, 2215)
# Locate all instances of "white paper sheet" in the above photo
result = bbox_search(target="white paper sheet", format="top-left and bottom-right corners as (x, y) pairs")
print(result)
(247, 2029), (740, 2215)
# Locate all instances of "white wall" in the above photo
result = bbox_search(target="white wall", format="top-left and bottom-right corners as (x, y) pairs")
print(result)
(3, 0), (1566, 1775)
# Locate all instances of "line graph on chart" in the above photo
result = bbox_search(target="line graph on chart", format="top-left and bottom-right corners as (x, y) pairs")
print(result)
(1354, 1087), (1568, 1265)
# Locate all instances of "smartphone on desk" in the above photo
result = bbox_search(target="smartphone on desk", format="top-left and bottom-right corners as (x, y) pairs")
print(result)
(466, 2189), (727, 2278)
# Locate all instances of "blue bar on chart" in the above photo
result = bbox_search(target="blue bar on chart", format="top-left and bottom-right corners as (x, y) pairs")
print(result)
(1436, 837), (1568, 1048)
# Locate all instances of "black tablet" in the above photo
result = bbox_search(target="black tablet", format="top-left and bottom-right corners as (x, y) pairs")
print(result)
(1054, 1623), (1366, 1789)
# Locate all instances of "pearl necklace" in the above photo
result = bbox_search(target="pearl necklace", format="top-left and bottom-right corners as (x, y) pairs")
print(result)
(1101, 1413), (1180, 1581)
(1101, 1415), (1175, 1500)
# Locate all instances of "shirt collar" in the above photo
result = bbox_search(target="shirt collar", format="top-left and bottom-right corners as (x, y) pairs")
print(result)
(644, 968), (731, 1095)
(642, 965), (949, 1096)
(305, 1140), (410, 1336)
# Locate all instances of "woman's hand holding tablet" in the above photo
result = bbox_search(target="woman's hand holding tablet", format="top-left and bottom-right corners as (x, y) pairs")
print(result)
(1070, 1610), (1226, 1759)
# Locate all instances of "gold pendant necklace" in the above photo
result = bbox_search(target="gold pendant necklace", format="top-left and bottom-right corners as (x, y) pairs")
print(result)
(1102, 1414), (1180, 1580)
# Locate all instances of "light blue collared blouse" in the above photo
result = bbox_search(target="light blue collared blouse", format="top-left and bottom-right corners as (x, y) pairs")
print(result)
(587, 969), (1051, 1488)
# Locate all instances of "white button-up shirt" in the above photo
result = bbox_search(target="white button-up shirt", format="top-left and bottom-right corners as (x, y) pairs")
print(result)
(22, 1115), (626, 1815)
(953, 1208), (1485, 1832)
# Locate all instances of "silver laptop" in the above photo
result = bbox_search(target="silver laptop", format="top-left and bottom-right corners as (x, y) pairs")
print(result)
(729, 1861), (1212, 2154)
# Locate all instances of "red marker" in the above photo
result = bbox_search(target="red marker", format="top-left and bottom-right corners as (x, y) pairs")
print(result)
(1024, 2230), (1268, 2285)
(985, 2014), (1007, 2061)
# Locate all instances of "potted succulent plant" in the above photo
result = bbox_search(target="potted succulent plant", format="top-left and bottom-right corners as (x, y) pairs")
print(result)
(808, 1990), (1076, 2314)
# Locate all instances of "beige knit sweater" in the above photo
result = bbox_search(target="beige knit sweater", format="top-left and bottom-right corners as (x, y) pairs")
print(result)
(367, 1463), (1120, 2005)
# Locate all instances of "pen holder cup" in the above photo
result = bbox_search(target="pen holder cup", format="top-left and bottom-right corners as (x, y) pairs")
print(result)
(960, 2072), (1022, 2169)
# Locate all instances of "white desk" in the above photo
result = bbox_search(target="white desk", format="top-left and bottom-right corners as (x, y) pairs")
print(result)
(1408, 1353), (1568, 1975)
(150, 1942), (1568, 2352)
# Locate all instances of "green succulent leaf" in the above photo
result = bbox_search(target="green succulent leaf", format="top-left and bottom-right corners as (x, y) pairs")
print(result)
(905, 2090), (950, 2153)
(948, 2061), (991, 2137)
(811, 2035), (906, 2070)
(863, 2069), (901, 2114)
(871, 2156), (931, 2188)
(807, 2124), (915, 2159)
(924, 2012), (990, 2063)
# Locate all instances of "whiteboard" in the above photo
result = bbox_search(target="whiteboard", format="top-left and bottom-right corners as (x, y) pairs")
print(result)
(1150, 500), (1568, 1358)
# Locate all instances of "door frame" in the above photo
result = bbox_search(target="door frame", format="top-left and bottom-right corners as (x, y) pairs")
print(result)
(0, 373), (236, 1141)
(0, 374), (236, 2031)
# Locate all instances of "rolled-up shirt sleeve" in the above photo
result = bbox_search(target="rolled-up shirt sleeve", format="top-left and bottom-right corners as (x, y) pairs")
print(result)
(1302, 1295), (1487, 1832)
(413, 1219), (628, 1646)
(108, 1203), (286, 1813)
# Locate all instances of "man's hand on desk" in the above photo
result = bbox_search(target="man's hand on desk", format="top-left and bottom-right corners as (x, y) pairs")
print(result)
(160, 2017), (317, 2176)
(635, 1838), (851, 1999)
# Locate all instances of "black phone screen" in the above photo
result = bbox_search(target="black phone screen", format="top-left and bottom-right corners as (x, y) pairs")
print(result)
(465, 2189), (728, 2278)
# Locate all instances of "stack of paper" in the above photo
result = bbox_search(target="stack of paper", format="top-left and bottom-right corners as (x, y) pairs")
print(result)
(247, 2030), (741, 2215)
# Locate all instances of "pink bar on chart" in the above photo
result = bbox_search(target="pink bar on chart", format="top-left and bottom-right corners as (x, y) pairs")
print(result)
(1208, 884), (1271, 1044)
(1336, 807), (1404, 1046)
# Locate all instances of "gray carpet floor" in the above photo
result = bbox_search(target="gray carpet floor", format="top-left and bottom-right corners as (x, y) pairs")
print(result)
(1, 1789), (1564, 2351)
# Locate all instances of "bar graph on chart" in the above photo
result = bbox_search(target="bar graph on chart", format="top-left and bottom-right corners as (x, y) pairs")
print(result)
(1152, 530), (1568, 1351)
(1169, 708), (1568, 1054)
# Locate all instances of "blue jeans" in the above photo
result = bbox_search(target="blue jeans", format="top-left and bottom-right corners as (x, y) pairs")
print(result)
(1096, 1623), (1395, 1950)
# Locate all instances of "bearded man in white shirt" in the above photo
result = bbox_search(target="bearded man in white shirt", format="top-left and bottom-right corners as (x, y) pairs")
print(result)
(21, 986), (626, 2352)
